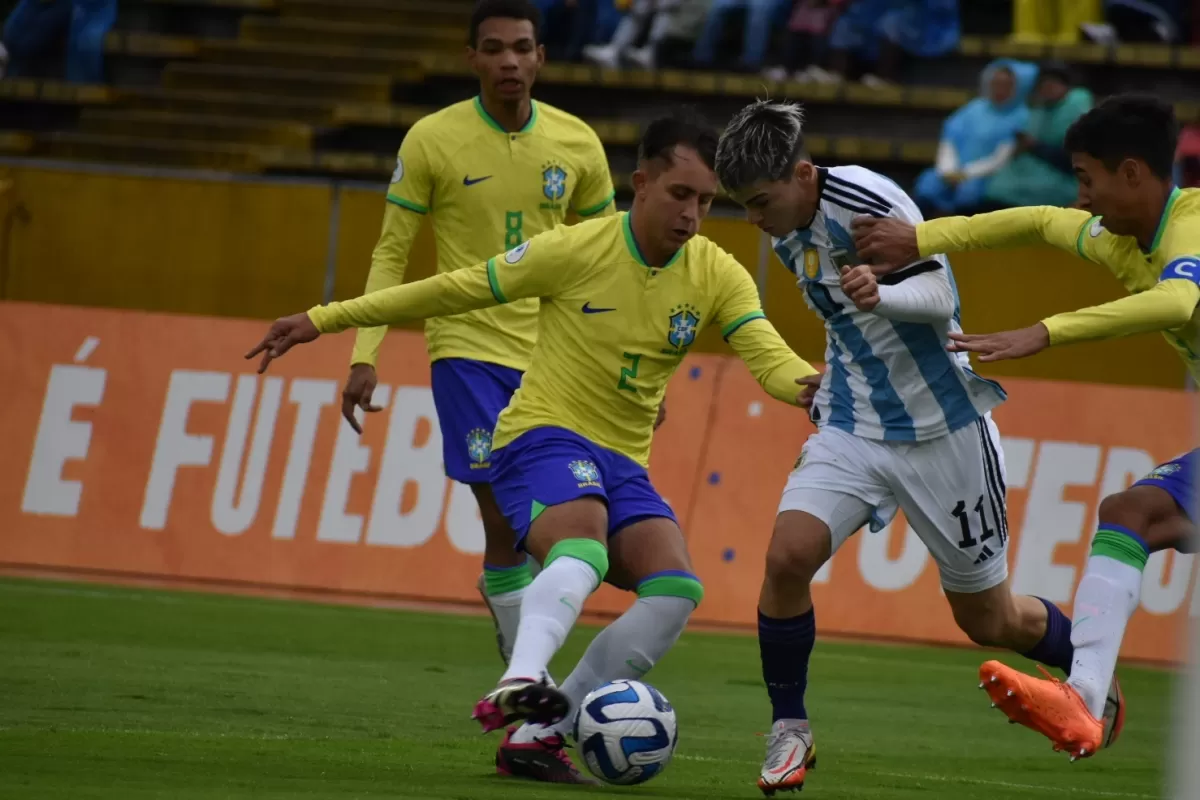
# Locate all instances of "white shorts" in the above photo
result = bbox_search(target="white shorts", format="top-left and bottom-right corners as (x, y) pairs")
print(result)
(778, 415), (1009, 594)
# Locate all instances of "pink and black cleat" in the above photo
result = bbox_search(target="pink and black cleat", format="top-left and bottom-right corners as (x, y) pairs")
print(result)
(472, 678), (570, 733)
(496, 727), (599, 784)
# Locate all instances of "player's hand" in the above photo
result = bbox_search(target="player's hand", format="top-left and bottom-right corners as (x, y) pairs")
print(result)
(341, 363), (383, 435)
(245, 312), (320, 373)
(851, 215), (919, 276)
(796, 373), (822, 408)
(943, 171), (966, 186)
(840, 265), (880, 312)
(654, 397), (667, 430)
(947, 323), (1050, 362)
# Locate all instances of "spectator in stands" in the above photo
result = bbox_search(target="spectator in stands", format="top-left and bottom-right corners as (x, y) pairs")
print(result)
(581, 0), (689, 69)
(1177, 124), (1200, 189)
(1, 0), (117, 83)
(1011, 0), (1103, 45)
(983, 62), (1093, 211)
(763, 0), (847, 84)
(690, 0), (792, 72)
(824, 0), (961, 89)
(1081, 0), (1186, 43)
(913, 58), (1038, 217)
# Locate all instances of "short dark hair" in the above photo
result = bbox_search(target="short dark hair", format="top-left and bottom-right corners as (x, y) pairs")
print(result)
(1037, 60), (1073, 86)
(1064, 94), (1178, 179)
(638, 108), (720, 171)
(714, 100), (806, 192)
(469, 0), (542, 48)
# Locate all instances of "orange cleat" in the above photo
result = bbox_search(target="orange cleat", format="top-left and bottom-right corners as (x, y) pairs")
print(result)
(979, 660), (1103, 760)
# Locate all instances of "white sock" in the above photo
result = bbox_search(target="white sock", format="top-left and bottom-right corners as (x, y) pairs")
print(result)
(501, 556), (599, 684)
(509, 595), (695, 742)
(486, 588), (524, 664)
(1067, 554), (1144, 718)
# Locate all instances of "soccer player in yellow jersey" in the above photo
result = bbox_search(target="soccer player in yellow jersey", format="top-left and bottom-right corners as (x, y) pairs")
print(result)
(854, 94), (1198, 761)
(341, 0), (616, 669)
(247, 112), (818, 781)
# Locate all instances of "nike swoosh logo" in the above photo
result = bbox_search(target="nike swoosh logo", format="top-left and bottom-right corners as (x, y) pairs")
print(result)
(559, 597), (577, 613)
(625, 658), (649, 675)
(582, 302), (616, 314)
(463, 175), (492, 186)
(1072, 616), (1090, 631)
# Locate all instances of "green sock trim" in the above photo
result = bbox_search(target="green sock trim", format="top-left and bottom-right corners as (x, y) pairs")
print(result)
(545, 538), (609, 583)
(637, 575), (705, 607)
(484, 562), (534, 596)
(1090, 528), (1150, 570)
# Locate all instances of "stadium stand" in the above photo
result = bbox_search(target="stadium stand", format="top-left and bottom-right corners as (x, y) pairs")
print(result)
(0, 0), (1197, 203)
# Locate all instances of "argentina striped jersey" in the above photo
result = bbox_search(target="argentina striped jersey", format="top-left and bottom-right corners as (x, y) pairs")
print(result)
(773, 166), (1006, 441)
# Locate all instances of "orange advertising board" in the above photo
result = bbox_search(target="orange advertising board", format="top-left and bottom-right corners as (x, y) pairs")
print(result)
(0, 302), (1194, 663)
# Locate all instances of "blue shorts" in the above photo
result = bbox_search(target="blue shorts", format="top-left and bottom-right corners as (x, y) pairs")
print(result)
(490, 426), (676, 546)
(1132, 449), (1198, 521)
(429, 358), (523, 484)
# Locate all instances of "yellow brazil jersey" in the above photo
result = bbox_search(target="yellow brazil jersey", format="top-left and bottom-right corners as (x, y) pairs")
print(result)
(918, 188), (1200, 381)
(311, 213), (817, 467)
(351, 96), (616, 372)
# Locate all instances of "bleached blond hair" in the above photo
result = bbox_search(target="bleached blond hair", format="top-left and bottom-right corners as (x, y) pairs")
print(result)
(715, 100), (807, 192)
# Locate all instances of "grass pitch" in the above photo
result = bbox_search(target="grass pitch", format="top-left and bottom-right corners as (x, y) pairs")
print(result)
(0, 577), (1170, 799)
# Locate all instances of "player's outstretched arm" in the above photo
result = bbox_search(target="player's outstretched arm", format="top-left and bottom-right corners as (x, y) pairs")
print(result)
(948, 278), (1200, 362)
(853, 206), (1092, 274)
(726, 317), (819, 406)
(244, 261), (506, 373)
(714, 255), (818, 405)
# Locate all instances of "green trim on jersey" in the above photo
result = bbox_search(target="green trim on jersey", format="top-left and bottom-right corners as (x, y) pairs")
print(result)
(621, 212), (683, 269)
(1148, 186), (1182, 253)
(473, 95), (538, 134)
(486, 258), (508, 303)
(722, 310), (766, 339)
(387, 194), (428, 214)
(577, 191), (616, 217)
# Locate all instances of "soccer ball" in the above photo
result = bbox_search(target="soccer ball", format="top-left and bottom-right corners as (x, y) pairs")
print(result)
(573, 679), (678, 785)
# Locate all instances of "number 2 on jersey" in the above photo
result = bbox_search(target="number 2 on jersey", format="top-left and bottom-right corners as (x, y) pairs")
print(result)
(504, 211), (524, 249)
(617, 352), (640, 393)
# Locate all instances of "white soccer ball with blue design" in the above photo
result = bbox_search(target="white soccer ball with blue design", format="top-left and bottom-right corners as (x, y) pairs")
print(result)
(572, 679), (678, 785)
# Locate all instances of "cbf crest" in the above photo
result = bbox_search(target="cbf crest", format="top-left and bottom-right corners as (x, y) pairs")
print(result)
(541, 161), (567, 209)
(1142, 462), (1182, 481)
(467, 428), (493, 468)
(665, 303), (701, 354)
(569, 459), (601, 487)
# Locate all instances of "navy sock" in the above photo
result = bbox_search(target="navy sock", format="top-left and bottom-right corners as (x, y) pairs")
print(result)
(758, 608), (816, 722)
(1021, 597), (1075, 672)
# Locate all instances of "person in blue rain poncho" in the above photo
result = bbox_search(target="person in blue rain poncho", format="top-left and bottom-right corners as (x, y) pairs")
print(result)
(914, 58), (1038, 217)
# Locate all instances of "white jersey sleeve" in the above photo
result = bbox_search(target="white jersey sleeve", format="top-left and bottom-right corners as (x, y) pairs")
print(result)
(772, 165), (1005, 442)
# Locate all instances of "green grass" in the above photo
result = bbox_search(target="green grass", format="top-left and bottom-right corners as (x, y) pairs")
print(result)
(0, 576), (1171, 799)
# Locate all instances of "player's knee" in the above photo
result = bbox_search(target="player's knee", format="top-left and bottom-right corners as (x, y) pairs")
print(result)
(764, 523), (826, 588)
(1097, 490), (1154, 533)
(546, 538), (610, 584)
